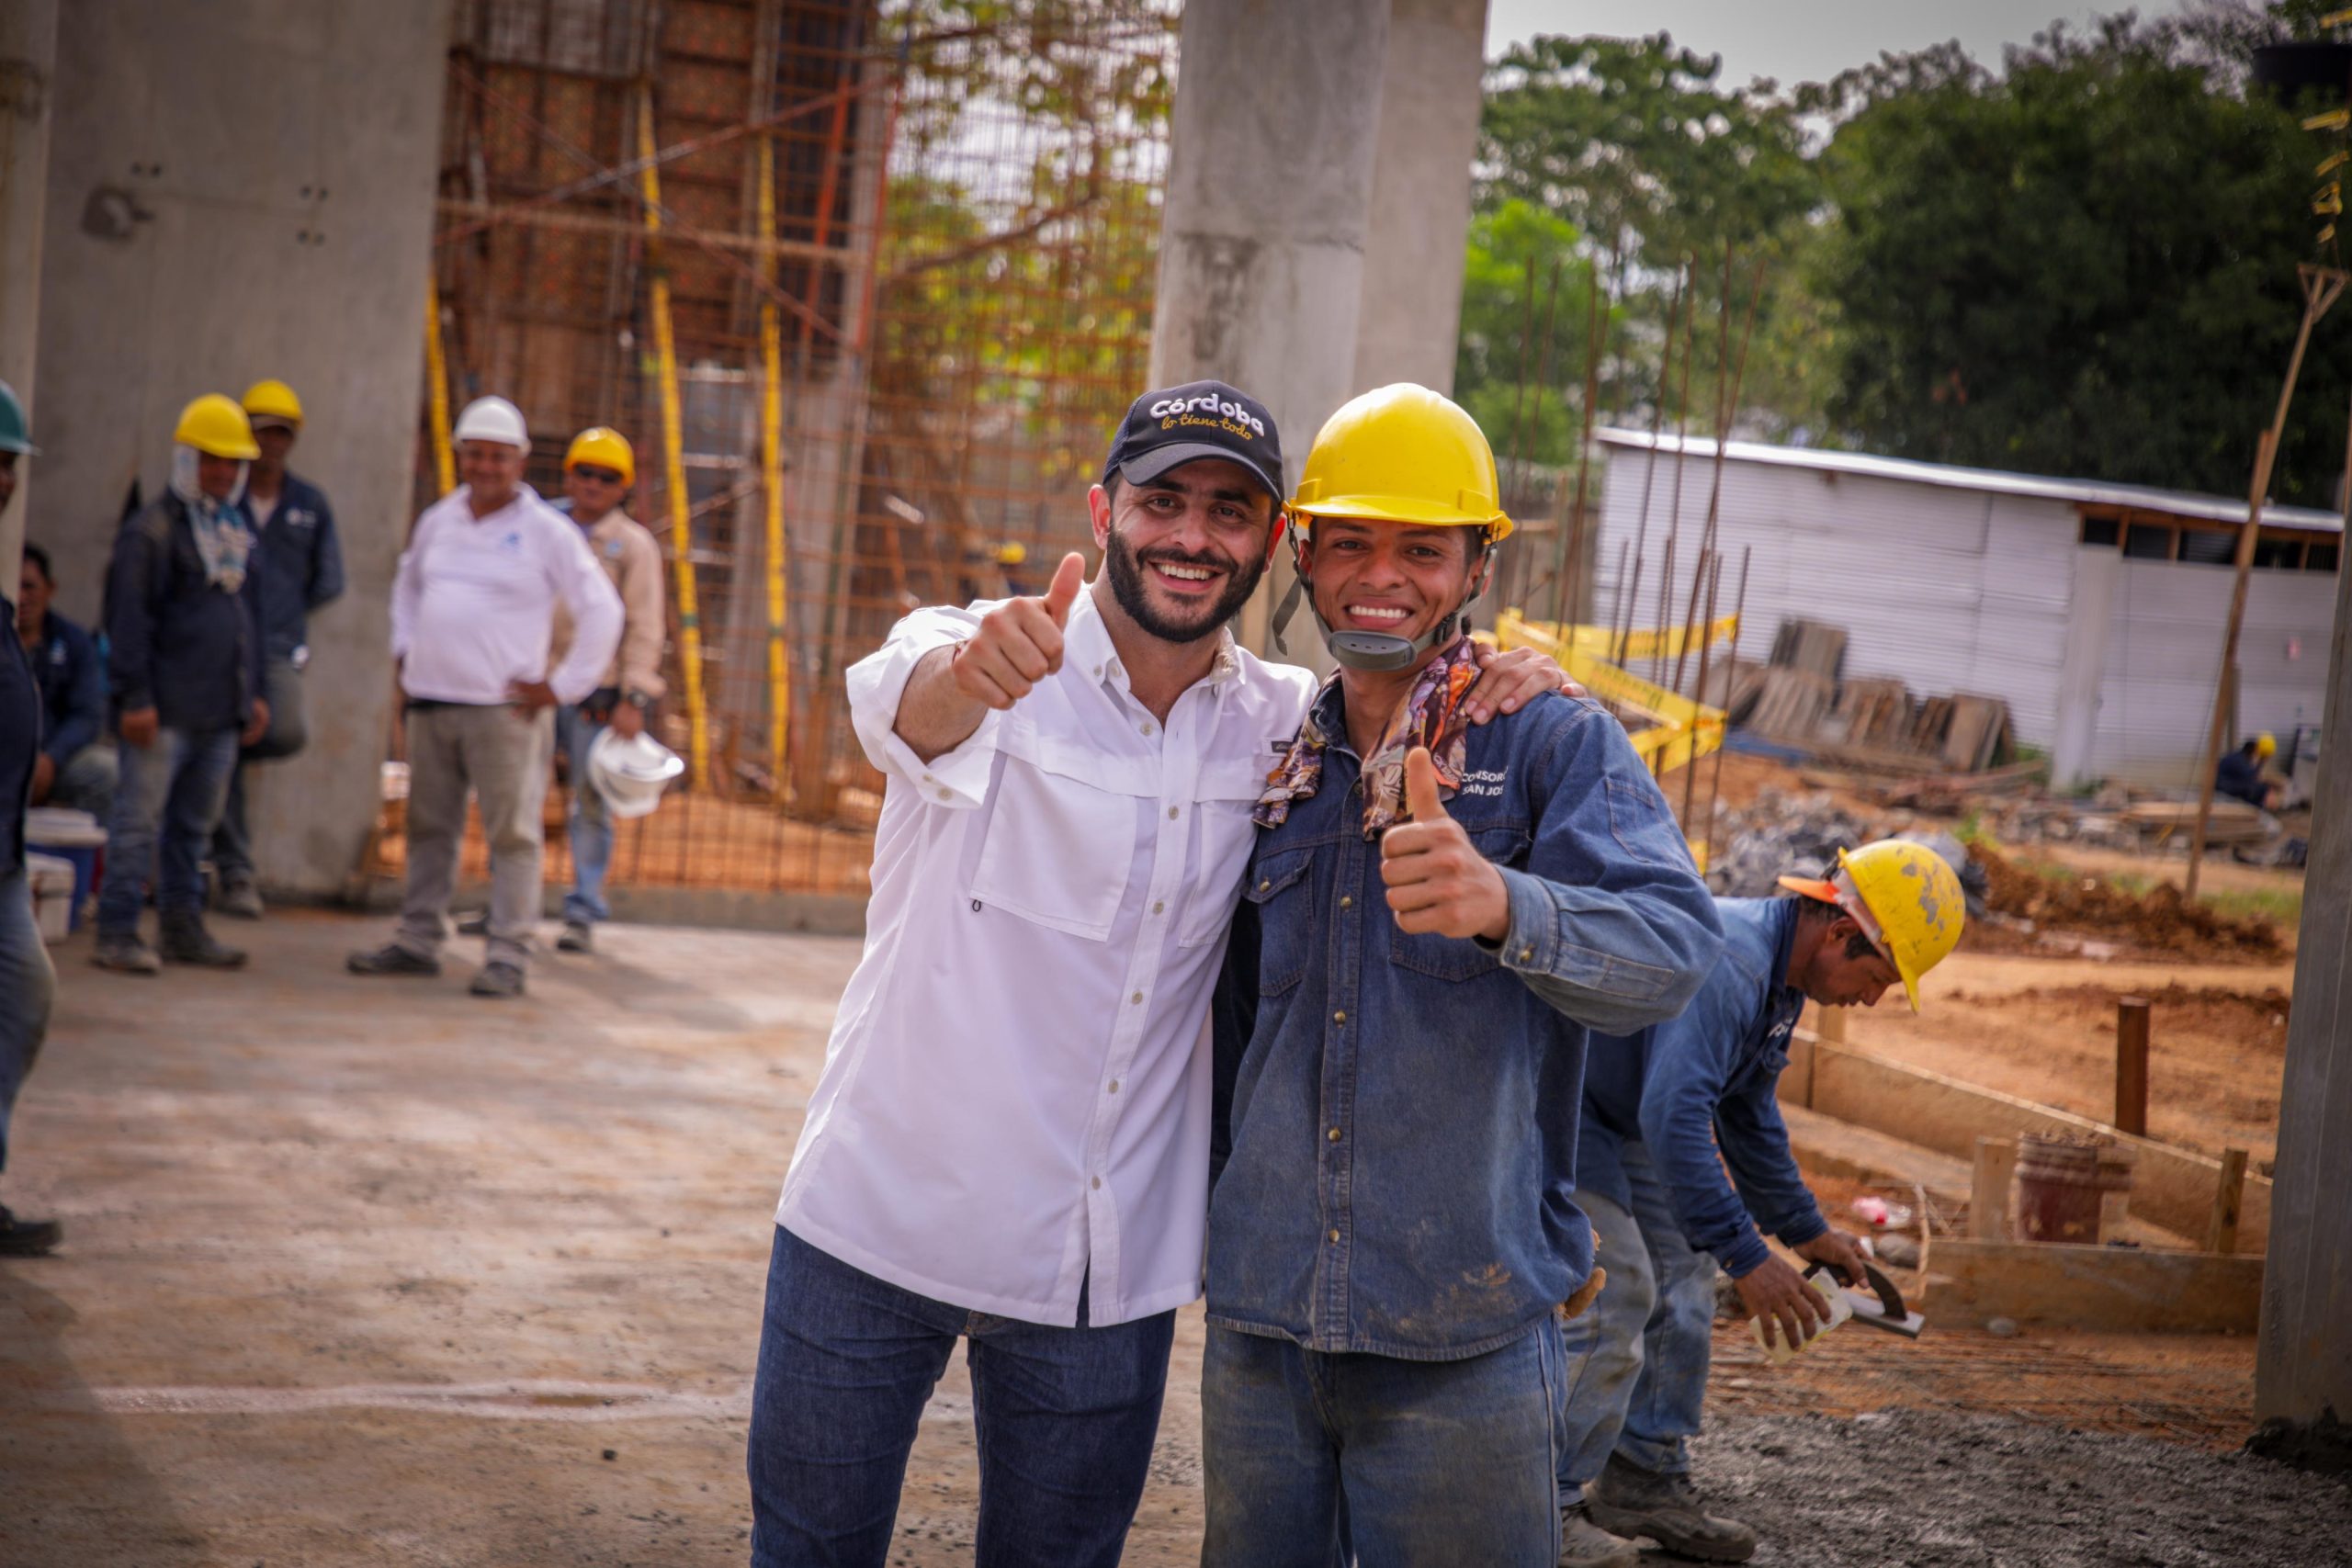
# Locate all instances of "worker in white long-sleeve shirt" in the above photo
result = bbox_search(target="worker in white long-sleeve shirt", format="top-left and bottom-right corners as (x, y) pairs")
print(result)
(347, 396), (621, 998)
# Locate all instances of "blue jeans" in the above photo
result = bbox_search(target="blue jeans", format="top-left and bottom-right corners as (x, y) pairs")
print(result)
(0, 871), (58, 1177)
(1555, 1142), (1718, 1504)
(555, 702), (611, 926)
(746, 1225), (1175, 1568)
(1201, 1319), (1568, 1568)
(212, 657), (307, 883)
(98, 725), (240, 934)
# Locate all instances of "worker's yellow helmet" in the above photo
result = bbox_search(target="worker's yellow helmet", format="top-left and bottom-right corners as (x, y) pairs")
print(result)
(564, 425), (635, 486)
(174, 394), (261, 460)
(2254, 732), (2278, 761)
(1289, 383), (1514, 541)
(240, 378), (304, 427)
(1779, 839), (1965, 1013)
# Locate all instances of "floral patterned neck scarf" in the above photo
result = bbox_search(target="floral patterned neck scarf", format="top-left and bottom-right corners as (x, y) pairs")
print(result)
(1254, 636), (1480, 838)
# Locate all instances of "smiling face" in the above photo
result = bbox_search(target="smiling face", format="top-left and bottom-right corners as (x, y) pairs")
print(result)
(460, 440), (526, 512)
(1300, 516), (1485, 649)
(565, 461), (628, 523)
(1089, 457), (1274, 645)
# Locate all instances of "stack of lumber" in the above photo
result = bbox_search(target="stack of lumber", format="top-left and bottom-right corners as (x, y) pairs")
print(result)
(2119, 799), (2269, 845)
(1918, 694), (2011, 773)
(1823, 677), (1915, 749)
(1768, 618), (1847, 682)
(1735, 617), (2018, 776)
(1745, 667), (1838, 740)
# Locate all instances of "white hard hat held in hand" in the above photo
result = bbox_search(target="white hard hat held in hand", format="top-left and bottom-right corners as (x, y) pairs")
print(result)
(453, 395), (529, 450)
(588, 728), (684, 819)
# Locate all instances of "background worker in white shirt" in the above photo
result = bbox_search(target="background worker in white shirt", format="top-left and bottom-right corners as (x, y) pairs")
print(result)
(746, 382), (1573, 1568)
(346, 396), (621, 999)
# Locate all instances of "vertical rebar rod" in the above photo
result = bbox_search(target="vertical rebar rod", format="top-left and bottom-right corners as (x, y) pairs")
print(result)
(1703, 544), (1753, 874)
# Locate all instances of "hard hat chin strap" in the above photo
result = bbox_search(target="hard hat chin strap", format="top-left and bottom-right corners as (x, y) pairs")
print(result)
(1271, 529), (1497, 671)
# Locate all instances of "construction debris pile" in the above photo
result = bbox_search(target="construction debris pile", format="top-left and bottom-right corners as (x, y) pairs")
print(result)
(1727, 618), (2015, 774)
(1970, 841), (2285, 961)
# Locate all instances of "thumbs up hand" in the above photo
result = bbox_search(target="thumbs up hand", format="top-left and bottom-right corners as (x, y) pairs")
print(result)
(1380, 747), (1512, 942)
(951, 551), (1089, 710)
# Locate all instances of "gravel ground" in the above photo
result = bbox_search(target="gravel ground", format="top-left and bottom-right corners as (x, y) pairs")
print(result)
(1685, 1408), (2352, 1567)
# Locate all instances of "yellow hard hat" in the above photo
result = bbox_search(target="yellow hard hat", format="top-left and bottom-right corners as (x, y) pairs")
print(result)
(241, 378), (304, 427)
(1289, 383), (1515, 541)
(564, 425), (635, 486)
(175, 393), (261, 460)
(1779, 839), (1965, 1013)
(2254, 732), (2278, 760)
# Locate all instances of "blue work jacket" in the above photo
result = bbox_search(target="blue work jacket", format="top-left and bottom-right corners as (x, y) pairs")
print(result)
(0, 597), (39, 874)
(1208, 683), (1723, 1360)
(104, 494), (264, 733)
(243, 471), (344, 660)
(26, 609), (104, 766)
(1578, 897), (1829, 1278)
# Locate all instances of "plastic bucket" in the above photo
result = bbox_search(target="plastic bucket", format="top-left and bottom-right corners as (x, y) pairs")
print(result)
(26, 852), (74, 943)
(2017, 1133), (2105, 1244)
(24, 807), (106, 933)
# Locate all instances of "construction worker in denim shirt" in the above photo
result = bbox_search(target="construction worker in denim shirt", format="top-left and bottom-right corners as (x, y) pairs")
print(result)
(1203, 384), (1723, 1568)
(1556, 842), (1964, 1567)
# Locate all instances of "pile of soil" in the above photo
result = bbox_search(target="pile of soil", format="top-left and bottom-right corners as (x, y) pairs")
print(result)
(1973, 842), (2285, 961)
(1973, 983), (2294, 1042)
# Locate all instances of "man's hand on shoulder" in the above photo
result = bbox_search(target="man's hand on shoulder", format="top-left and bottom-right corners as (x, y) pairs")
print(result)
(1380, 747), (1510, 942)
(950, 551), (1085, 711)
(1463, 642), (1585, 725)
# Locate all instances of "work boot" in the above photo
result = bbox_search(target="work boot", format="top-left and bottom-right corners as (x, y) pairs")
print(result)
(456, 911), (489, 938)
(1587, 1456), (1758, 1563)
(0, 1205), (62, 1257)
(1558, 1501), (1643, 1567)
(556, 920), (593, 953)
(219, 879), (265, 920)
(92, 931), (162, 976)
(346, 943), (441, 977)
(159, 914), (247, 969)
(469, 961), (526, 998)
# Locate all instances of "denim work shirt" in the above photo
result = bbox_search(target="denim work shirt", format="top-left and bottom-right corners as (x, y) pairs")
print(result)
(1578, 897), (1828, 1277)
(243, 471), (345, 660)
(1207, 683), (1723, 1360)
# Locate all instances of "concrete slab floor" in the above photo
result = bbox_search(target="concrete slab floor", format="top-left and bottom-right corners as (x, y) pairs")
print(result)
(0, 910), (1205, 1566)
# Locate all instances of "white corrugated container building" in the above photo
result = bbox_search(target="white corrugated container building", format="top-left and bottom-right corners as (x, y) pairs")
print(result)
(1585, 432), (2342, 790)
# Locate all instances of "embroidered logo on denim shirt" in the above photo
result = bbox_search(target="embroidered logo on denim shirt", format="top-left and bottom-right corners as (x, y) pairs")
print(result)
(1456, 767), (1508, 799)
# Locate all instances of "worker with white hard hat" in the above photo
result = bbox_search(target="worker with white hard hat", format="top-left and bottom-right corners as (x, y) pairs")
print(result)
(1555, 840), (1967, 1567)
(207, 378), (346, 921)
(347, 395), (621, 999)
(92, 395), (271, 976)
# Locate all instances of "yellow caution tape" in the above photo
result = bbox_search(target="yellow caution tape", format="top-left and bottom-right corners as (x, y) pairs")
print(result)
(2322, 6), (2352, 27)
(2321, 151), (2350, 178)
(1495, 609), (1729, 775)
(2306, 108), (2352, 131)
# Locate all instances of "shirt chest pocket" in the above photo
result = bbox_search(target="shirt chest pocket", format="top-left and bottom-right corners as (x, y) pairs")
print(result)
(1178, 755), (1277, 950)
(1386, 824), (1531, 983)
(1241, 847), (1315, 995)
(968, 725), (1140, 942)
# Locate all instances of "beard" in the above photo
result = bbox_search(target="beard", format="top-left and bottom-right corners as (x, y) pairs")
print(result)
(1103, 525), (1266, 644)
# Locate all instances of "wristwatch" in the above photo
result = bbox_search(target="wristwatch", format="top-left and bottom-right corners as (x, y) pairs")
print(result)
(624, 689), (652, 712)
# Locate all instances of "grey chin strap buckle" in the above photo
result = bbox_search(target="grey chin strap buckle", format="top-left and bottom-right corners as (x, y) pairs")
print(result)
(1324, 629), (1419, 671)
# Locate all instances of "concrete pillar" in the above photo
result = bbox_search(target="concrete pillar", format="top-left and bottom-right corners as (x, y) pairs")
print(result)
(1149, 0), (1490, 659)
(0, 0), (58, 584)
(32, 1), (447, 896)
(2256, 506), (2352, 1429)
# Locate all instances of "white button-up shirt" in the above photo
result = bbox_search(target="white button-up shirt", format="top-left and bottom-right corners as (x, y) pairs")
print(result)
(776, 587), (1315, 1325)
(390, 484), (623, 706)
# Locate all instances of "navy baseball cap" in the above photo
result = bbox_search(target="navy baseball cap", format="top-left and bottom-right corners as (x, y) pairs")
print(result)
(1102, 380), (1285, 504)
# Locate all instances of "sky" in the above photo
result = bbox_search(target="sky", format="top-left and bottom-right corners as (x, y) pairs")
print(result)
(1484, 0), (2197, 88)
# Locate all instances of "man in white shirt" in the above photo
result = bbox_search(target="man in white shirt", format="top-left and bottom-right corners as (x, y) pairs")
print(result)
(347, 396), (621, 998)
(747, 382), (1573, 1568)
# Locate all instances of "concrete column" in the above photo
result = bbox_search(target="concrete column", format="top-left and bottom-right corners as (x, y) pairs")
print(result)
(0, 0), (58, 584)
(2256, 504), (2352, 1429)
(34, 0), (447, 895)
(1149, 0), (1490, 659)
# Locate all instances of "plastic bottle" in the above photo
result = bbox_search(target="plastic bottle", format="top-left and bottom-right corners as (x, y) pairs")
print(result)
(1751, 1266), (1854, 1366)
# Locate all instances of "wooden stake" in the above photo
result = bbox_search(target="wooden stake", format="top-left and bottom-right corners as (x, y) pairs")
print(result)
(2205, 1146), (2250, 1255)
(1972, 1136), (2017, 1242)
(2114, 996), (2151, 1137)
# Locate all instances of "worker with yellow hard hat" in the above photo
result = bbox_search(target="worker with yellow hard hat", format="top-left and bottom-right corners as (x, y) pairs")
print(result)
(1202, 384), (1723, 1566)
(2217, 733), (2283, 811)
(538, 424), (666, 954)
(1553, 836), (1966, 1567)
(205, 380), (346, 922)
(91, 396), (276, 975)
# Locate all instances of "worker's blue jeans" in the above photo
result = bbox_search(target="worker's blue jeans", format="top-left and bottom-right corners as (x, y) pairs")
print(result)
(1201, 1318), (1568, 1568)
(1555, 1142), (1719, 1506)
(0, 870), (57, 1177)
(746, 1224), (1174, 1568)
(212, 657), (307, 885)
(555, 703), (611, 927)
(98, 725), (239, 934)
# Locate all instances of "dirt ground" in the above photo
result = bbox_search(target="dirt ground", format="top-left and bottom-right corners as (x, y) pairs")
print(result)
(6, 911), (2346, 1567)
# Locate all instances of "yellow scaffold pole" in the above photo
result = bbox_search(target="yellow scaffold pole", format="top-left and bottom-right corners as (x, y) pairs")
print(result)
(756, 131), (792, 795)
(424, 280), (455, 496)
(636, 83), (712, 791)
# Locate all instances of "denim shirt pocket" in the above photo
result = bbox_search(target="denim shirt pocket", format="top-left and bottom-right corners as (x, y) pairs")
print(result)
(1387, 824), (1530, 982)
(1604, 774), (1688, 868)
(1242, 846), (1315, 996)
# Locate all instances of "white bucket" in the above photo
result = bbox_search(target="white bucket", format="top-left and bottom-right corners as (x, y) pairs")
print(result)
(27, 852), (75, 943)
(1751, 1266), (1855, 1366)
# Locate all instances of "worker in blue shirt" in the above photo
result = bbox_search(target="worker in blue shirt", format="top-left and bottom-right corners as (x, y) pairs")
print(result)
(209, 379), (343, 919)
(1557, 840), (1966, 1567)
(2213, 734), (2280, 811)
(1204, 385), (1723, 1568)
(16, 543), (117, 817)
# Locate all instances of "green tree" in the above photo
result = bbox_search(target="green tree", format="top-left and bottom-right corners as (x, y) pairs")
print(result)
(1453, 199), (1600, 467)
